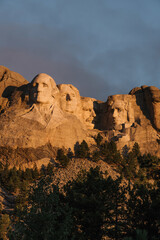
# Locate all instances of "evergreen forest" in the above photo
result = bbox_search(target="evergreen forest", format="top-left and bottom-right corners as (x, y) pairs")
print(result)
(0, 135), (160, 240)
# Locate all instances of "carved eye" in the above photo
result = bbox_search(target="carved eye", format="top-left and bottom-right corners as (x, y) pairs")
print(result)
(116, 108), (121, 112)
(43, 83), (48, 87)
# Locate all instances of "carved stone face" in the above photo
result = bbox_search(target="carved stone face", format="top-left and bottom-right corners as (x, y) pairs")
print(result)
(81, 97), (96, 129)
(58, 84), (80, 114)
(109, 100), (127, 126)
(106, 95), (135, 130)
(30, 73), (57, 105)
(148, 86), (160, 130)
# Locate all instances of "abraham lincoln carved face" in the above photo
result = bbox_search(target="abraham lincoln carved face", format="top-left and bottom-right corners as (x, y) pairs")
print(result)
(106, 95), (135, 129)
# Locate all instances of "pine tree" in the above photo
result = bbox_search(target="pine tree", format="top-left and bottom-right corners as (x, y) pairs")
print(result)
(75, 140), (90, 158)
(12, 177), (75, 240)
(95, 133), (103, 147)
(132, 142), (141, 158)
(46, 162), (54, 175)
(57, 149), (70, 167)
(65, 167), (127, 240)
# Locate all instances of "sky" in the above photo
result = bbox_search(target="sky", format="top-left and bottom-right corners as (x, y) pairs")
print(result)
(0, 0), (160, 101)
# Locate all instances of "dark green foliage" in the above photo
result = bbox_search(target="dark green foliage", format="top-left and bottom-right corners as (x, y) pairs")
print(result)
(0, 163), (41, 193)
(56, 148), (70, 167)
(22, 168), (33, 181)
(12, 177), (75, 240)
(0, 214), (11, 240)
(95, 133), (103, 147)
(65, 167), (127, 240)
(104, 177), (127, 240)
(8, 164), (160, 240)
(138, 154), (159, 169)
(32, 164), (39, 179)
(46, 162), (54, 175)
(137, 154), (160, 180)
(122, 151), (137, 180)
(91, 150), (101, 162)
(67, 148), (74, 159)
(125, 183), (160, 239)
(100, 141), (123, 165)
(75, 140), (90, 158)
(131, 142), (141, 158)
(124, 229), (148, 240)
(1, 140), (160, 239)
(15, 180), (30, 212)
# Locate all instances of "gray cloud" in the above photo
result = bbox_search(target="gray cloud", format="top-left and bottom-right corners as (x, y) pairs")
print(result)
(1, 0), (160, 101)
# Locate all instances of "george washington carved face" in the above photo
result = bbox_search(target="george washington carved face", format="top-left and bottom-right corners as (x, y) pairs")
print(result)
(30, 73), (58, 105)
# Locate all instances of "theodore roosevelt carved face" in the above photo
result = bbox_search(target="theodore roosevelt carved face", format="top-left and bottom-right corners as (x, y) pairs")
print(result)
(30, 73), (58, 105)
(81, 97), (96, 129)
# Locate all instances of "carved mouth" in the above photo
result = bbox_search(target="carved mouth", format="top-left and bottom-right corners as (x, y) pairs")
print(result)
(87, 117), (94, 122)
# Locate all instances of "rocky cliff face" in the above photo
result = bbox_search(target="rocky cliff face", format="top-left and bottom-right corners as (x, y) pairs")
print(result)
(0, 65), (28, 113)
(0, 66), (160, 167)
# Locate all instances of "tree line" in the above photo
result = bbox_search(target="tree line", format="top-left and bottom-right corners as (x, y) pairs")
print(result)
(0, 134), (160, 239)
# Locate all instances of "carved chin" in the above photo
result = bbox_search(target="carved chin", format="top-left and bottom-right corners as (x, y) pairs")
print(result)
(62, 104), (76, 113)
(36, 96), (51, 104)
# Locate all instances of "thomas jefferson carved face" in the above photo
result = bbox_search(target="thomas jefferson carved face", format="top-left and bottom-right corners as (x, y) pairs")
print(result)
(30, 73), (58, 104)
(58, 84), (80, 114)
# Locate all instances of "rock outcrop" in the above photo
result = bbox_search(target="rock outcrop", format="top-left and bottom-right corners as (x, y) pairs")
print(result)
(101, 86), (160, 156)
(0, 65), (28, 113)
(0, 72), (89, 153)
(0, 66), (160, 166)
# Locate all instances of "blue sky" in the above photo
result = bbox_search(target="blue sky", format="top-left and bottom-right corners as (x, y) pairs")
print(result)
(0, 0), (160, 100)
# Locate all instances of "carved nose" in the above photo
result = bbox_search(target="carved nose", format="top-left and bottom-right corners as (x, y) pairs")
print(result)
(112, 109), (117, 118)
(66, 94), (71, 101)
(91, 111), (96, 117)
(37, 84), (42, 92)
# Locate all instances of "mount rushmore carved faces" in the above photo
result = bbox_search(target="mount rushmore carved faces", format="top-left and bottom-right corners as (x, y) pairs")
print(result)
(57, 84), (81, 115)
(145, 86), (160, 131)
(23, 73), (64, 126)
(106, 95), (135, 130)
(57, 85), (96, 128)
(30, 73), (58, 105)
(81, 97), (96, 129)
